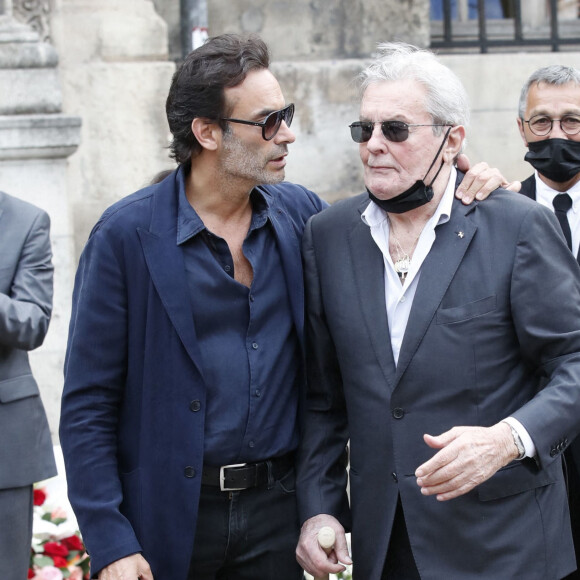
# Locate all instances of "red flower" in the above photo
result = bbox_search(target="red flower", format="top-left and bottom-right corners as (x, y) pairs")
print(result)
(62, 535), (84, 551)
(43, 541), (69, 557)
(33, 488), (47, 506)
(27, 569), (35, 579)
(52, 555), (69, 568)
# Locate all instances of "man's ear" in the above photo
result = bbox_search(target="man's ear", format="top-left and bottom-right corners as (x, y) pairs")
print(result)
(191, 117), (221, 152)
(443, 125), (466, 164)
(517, 117), (529, 147)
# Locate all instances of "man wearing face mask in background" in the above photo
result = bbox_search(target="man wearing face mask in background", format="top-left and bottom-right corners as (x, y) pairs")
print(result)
(518, 64), (580, 580)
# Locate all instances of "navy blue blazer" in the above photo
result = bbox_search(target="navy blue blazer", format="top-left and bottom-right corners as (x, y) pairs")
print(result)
(298, 174), (580, 579)
(60, 170), (326, 579)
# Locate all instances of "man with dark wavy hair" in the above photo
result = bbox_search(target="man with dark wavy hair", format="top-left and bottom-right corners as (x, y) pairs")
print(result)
(61, 33), (325, 580)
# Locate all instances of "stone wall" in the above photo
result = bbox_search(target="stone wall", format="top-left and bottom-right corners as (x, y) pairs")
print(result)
(209, 0), (430, 60)
(51, 0), (176, 264)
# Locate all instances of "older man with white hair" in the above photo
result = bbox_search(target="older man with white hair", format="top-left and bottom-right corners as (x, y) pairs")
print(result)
(296, 44), (580, 580)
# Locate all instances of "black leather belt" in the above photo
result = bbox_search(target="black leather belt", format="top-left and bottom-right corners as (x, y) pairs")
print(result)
(201, 452), (294, 491)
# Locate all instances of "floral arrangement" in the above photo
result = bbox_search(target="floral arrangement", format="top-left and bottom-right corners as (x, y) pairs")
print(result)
(28, 487), (90, 580)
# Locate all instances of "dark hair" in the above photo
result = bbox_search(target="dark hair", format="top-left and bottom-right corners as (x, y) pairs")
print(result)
(166, 33), (270, 167)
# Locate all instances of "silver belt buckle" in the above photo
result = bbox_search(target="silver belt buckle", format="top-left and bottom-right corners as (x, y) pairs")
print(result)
(220, 463), (247, 491)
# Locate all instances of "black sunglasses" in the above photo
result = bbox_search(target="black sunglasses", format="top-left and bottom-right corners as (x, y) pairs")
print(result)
(222, 103), (295, 141)
(349, 120), (451, 143)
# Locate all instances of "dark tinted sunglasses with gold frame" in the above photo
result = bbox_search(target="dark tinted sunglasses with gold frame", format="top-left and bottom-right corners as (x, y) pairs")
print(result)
(222, 103), (295, 141)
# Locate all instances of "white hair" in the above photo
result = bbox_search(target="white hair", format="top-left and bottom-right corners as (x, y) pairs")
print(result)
(358, 42), (470, 134)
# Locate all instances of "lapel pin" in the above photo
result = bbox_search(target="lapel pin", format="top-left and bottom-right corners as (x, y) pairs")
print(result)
(457, 231), (464, 238)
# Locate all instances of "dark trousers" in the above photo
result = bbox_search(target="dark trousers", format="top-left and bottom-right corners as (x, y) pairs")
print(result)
(381, 497), (421, 580)
(0, 485), (33, 580)
(188, 466), (303, 580)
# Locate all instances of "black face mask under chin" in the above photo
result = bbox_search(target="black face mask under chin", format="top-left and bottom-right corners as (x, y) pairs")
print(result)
(368, 126), (452, 214)
(525, 138), (580, 183)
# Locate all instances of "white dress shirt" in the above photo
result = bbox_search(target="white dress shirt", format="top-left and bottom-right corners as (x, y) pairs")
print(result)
(535, 171), (580, 257)
(362, 166), (535, 458)
(362, 167), (456, 366)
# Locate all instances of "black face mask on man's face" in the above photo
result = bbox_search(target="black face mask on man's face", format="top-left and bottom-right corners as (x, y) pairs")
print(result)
(367, 127), (451, 214)
(525, 138), (580, 183)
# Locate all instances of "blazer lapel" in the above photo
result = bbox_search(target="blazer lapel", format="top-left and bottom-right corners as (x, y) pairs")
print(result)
(138, 175), (206, 381)
(394, 200), (477, 385)
(268, 198), (305, 352)
(348, 201), (397, 386)
(519, 174), (536, 200)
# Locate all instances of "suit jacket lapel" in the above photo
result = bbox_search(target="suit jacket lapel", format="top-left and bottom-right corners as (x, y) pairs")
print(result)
(519, 174), (536, 200)
(348, 200), (397, 387)
(394, 199), (477, 385)
(267, 195), (306, 353)
(138, 174), (206, 380)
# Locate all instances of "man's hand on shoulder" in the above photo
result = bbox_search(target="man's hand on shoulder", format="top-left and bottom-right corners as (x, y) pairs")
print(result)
(296, 514), (352, 578)
(455, 154), (521, 204)
(98, 553), (153, 580)
(414, 422), (519, 501)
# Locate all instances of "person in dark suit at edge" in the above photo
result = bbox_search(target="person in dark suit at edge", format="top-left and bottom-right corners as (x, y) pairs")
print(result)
(296, 43), (580, 580)
(0, 191), (56, 580)
(517, 64), (580, 580)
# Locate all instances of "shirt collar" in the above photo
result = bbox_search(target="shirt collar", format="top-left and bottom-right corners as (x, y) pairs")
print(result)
(176, 170), (271, 245)
(361, 166), (456, 229)
(535, 170), (580, 214)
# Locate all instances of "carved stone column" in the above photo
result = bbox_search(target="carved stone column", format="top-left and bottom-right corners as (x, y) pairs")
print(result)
(13, 0), (52, 41)
(0, 7), (81, 438)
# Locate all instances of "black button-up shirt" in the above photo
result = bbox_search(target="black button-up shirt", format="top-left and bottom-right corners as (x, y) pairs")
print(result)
(177, 175), (300, 465)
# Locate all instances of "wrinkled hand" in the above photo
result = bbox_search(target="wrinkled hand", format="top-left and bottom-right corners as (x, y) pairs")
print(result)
(296, 514), (352, 578)
(455, 155), (521, 204)
(415, 422), (519, 501)
(98, 553), (154, 580)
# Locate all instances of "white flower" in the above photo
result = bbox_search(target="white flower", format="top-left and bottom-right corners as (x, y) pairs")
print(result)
(35, 566), (64, 580)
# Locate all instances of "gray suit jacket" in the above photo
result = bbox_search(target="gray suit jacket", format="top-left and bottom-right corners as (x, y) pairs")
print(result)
(0, 191), (56, 489)
(297, 177), (580, 579)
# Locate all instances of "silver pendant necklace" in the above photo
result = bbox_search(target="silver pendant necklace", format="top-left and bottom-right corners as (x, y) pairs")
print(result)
(387, 216), (419, 283)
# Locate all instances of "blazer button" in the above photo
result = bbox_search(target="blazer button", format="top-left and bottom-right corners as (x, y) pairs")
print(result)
(392, 472), (398, 482)
(550, 449), (557, 457)
(392, 408), (405, 419)
(190, 400), (201, 412)
(184, 466), (196, 478)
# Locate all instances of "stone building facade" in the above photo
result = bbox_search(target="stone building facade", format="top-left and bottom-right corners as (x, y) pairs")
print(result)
(2, 0), (579, 439)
